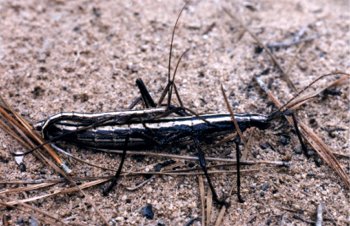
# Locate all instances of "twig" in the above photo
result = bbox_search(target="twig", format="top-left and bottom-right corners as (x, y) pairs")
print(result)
(223, 7), (296, 91)
(0, 98), (110, 225)
(286, 74), (350, 110)
(214, 205), (227, 226)
(316, 202), (324, 226)
(0, 182), (57, 195)
(0, 97), (68, 172)
(206, 186), (213, 226)
(220, 84), (246, 145)
(0, 197), (67, 225)
(255, 76), (350, 188)
(285, 42), (306, 75)
(198, 176), (205, 226)
(95, 149), (288, 166)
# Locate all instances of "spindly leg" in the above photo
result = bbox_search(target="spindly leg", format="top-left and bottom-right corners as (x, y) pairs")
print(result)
(136, 78), (157, 108)
(282, 110), (321, 163)
(102, 135), (129, 195)
(193, 137), (228, 207)
(289, 112), (308, 155)
(135, 78), (189, 116)
(234, 138), (245, 203)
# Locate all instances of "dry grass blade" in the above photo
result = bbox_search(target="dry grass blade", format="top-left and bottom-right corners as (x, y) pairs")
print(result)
(0, 182), (57, 195)
(206, 187), (213, 226)
(0, 169), (260, 187)
(5, 179), (109, 205)
(255, 77), (350, 188)
(0, 100), (67, 175)
(214, 205), (227, 226)
(286, 74), (350, 110)
(220, 84), (245, 145)
(96, 149), (288, 166)
(0, 97), (67, 171)
(126, 168), (259, 176)
(276, 72), (350, 113)
(241, 129), (254, 161)
(0, 98), (110, 225)
(215, 132), (237, 146)
(332, 152), (350, 159)
(223, 7), (296, 91)
(299, 123), (350, 188)
(316, 202), (324, 226)
(53, 145), (116, 172)
(198, 176), (205, 226)
(0, 198), (67, 225)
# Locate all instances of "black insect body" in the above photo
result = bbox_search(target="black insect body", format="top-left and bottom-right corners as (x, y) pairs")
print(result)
(39, 111), (270, 150)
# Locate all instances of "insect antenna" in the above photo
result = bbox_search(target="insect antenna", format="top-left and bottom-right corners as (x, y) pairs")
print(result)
(263, 71), (350, 157)
(157, 2), (188, 110)
(268, 71), (349, 120)
(166, 48), (190, 109)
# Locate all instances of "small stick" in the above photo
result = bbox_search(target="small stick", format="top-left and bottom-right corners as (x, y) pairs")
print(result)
(206, 187), (213, 226)
(95, 149), (289, 166)
(0, 99), (109, 225)
(256, 77), (350, 188)
(316, 202), (324, 226)
(198, 176), (205, 226)
(223, 7), (296, 91)
(220, 84), (246, 145)
(0, 199), (67, 225)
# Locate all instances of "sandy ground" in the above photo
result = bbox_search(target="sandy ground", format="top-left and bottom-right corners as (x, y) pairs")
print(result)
(0, 0), (349, 225)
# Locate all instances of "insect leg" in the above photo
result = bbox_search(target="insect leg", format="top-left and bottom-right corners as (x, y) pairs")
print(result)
(135, 78), (157, 108)
(102, 135), (129, 195)
(290, 112), (308, 155)
(234, 137), (245, 203)
(135, 78), (188, 116)
(193, 137), (228, 207)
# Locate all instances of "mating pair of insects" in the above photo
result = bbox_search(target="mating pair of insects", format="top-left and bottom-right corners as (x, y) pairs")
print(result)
(27, 4), (312, 207)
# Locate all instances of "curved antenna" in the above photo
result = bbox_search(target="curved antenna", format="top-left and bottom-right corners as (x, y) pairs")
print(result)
(167, 48), (190, 108)
(157, 2), (189, 107)
(268, 71), (350, 120)
(167, 2), (188, 81)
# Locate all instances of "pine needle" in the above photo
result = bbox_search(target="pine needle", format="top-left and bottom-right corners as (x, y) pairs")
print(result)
(255, 74), (350, 188)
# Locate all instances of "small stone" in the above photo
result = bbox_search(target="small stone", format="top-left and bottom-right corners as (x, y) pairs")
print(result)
(307, 149), (316, 157)
(146, 186), (153, 194)
(279, 134), (291, 146)
(29, 216), (39, 226)
(141, 204), (154, 220)
(261, 182), (270, 191)
(115, 217), (123, 221)
(19, 163), (26, 172)
(294, 147), (303, 155)
(260, 143), (270, 150)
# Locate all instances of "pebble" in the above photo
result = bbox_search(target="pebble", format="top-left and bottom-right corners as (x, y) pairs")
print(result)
(141, 204), (154, 220)
(146, 186), (153, 193)
(279, 134), (291, 146)
(294, 147), (303, 155)
(261, 182), (270, 191)
(29, 216), (39, 226)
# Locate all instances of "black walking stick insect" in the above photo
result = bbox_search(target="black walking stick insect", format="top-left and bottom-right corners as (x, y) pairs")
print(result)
(17, 3), (335, 207)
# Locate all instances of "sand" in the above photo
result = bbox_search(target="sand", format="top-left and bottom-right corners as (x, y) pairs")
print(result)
(0, 0), (349, 225)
